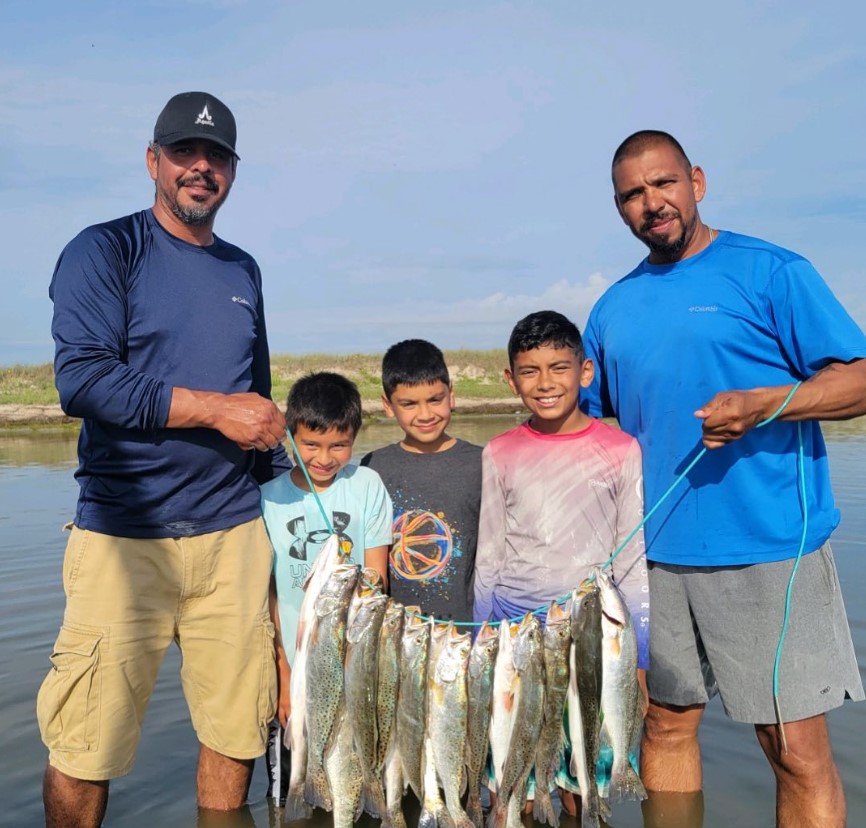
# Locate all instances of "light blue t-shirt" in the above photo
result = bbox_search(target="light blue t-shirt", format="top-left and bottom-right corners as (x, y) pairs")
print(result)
(582, 231), (866, 566)
(261, 464), (393, 661)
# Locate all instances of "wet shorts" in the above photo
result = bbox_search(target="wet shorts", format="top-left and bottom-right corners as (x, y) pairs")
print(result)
(37, 519), (277, 781)
(647, 544), (864, 724)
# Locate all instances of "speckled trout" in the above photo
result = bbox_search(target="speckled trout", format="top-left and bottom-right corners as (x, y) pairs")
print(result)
(569, 583), (605, 828)
(430, 623), (474, 828)
(489, 612), (545, 828)
(396, 609), (430, 801)
(533, 601), (572, 827)
(465, 622), (499, 828)
(303, 563), (359, 812)
(597, 567), (646, 803)
(344, 579), (389, 818)
(284, 534), (348, 821)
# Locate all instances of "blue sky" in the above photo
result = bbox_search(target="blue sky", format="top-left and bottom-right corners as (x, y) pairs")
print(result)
(2, 0), (864, 366)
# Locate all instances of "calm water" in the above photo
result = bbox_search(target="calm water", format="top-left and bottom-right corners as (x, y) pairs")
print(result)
(1, 416), (864, 828)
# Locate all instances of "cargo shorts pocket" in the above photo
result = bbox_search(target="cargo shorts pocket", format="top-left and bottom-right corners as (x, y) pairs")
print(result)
(36, 624), (104, 753)
(257, 612), (278, 729)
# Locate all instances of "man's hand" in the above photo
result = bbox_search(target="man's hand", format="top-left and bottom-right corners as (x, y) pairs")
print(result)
(209, 392), (286, 451)
(694, 389), (767, 449)
(168, 388), (286, 451)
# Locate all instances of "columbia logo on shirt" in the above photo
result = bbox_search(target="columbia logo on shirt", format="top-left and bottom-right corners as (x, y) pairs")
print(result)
(232, 296), (251, 308)
(688, 305), (718, 313)
(195, 105), (214, 127)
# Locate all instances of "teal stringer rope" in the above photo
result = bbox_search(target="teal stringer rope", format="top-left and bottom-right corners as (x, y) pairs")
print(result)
(289, 379), (808, 694)
(285, 429), (334, 535)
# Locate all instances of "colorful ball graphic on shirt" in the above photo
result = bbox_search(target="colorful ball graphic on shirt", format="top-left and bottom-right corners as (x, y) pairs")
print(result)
(391, 509), (453, 581)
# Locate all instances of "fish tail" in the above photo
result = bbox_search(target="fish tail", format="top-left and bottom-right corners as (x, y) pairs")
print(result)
(383, 806), (408, 828)
(282, 786), (313, 822)
(362, 774), (387, 819)
(485, 800), (506, 828)
(419, 807), (438, 828)
(580, 802), (601, 828)
(453, 812), (475, 828)
(437, 803), (458, 828)
(608, 763), (647, 804)
(466, 784), (483, 828)
(532, 787), (558, 827)
(303, 766), (333, 812)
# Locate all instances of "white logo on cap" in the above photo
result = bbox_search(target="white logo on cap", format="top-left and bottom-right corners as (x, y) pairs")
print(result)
(195, 105), (214, 127)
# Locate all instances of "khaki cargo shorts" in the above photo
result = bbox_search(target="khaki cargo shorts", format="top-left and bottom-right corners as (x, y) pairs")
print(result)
(36, 518), (277, 781)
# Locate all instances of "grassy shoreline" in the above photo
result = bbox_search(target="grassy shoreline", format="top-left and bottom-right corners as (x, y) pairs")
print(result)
(0, 350), (520, 425)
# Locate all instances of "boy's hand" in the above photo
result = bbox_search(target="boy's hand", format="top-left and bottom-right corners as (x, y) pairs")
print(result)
(276, 650), (292, 728)
(278, 685), (291, 729)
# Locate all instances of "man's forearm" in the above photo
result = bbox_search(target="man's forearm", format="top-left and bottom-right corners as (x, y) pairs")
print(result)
(776, 358), (866, 421)
(167, 387), (286, 450)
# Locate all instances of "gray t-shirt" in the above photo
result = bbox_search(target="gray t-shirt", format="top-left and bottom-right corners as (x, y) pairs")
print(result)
(361, 439), (482, 622)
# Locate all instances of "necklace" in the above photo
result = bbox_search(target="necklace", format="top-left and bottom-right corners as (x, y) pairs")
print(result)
(706, 224), (716, 246)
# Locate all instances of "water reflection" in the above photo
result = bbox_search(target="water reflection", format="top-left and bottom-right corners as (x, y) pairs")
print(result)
(0, 415), (528, 470)
(0, 428), (79, 468)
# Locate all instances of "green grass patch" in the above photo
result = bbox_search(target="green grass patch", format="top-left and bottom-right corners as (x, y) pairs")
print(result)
(0, 363), (60, 405)
(1, 350), (513, 407)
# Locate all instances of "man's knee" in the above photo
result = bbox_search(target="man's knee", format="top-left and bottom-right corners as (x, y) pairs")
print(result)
(197, 744), (255, 810)
(44, 765), (109, 828)
(643, 700), (705, 745)
(755, 715), (839, 781)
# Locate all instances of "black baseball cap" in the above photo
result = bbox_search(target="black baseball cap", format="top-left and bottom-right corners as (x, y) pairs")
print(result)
(153, 91), (239, 159)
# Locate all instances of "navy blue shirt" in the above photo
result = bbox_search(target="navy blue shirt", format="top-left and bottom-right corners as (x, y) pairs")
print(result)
(50, 209), (289, 538)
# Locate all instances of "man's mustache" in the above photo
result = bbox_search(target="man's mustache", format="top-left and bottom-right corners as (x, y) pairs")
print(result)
(178, 174), (218, 192)
(641, 211), (678, 232)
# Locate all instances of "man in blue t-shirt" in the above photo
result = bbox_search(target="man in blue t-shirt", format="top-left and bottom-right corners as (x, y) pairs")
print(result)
(38, 92), (289, 827)
(583, 130), (866, 827)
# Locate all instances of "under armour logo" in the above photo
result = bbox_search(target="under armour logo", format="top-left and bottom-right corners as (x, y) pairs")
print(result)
(286, 512), (353, 561)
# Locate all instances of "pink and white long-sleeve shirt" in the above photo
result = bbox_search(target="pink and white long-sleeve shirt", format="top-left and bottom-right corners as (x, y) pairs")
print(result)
(474, 418), (649, 667)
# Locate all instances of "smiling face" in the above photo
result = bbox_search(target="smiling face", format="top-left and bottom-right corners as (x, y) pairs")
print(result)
(383, 380), (455, 453)
(612, 141), (707, 264)
(146, 138), (236, 243)
(289, 423), (356, 491)
(505, 344), (594, 435)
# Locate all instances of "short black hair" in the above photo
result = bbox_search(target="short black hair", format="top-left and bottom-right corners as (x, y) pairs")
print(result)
(286, 372), (362, 437)
(381, 339), (450, 398)
(611, 130), (692, 174)
(507, 311), (583, 367)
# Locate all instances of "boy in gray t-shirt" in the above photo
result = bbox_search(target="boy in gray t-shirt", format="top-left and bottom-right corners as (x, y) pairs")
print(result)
(361, 339), (481, 621)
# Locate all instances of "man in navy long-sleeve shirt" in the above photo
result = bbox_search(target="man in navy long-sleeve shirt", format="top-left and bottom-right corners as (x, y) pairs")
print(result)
(38, 91), (290, 827)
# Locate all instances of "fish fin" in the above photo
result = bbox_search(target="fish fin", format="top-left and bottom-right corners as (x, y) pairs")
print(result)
(362, 776), (387, 819)
(532, 788), (558, 827)
(452, 812), (475, 828)
(486, 800), (507, 828)
(282, 789), (313, 822)
(303, 767), (333, 812)
(580, 805), (601, 828)
(579, 785), (603, 828)
(419, 808), (438, 828)
(466, 785), (483, 828)
(608, 763), (647, 804)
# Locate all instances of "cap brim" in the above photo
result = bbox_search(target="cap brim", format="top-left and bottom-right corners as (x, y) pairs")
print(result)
(157, 131), (240, 159)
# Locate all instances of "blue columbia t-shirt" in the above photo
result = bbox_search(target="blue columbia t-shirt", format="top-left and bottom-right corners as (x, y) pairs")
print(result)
(582, 231), (866, 566)
(50, 209), (289, 538)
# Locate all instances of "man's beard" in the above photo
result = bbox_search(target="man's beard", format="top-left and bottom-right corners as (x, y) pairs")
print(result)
(646, 231), (687, 259)
(159, 174), (229, 226)
(640, 211), (693, 260)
